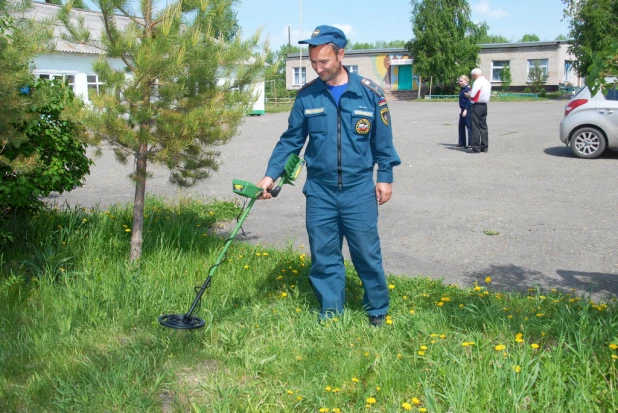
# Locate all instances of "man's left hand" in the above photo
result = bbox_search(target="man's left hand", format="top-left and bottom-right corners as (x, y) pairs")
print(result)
(375, 182), (393, 205)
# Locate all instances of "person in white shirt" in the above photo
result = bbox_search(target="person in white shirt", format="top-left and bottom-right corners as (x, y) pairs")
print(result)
(465, 68), (491, 153)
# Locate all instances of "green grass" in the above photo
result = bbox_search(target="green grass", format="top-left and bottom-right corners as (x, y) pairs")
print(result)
(1, 198), (617, 412)
(266, 103), (294, 113)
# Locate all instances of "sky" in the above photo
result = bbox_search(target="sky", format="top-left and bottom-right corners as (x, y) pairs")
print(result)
(234, 0), (571, 50)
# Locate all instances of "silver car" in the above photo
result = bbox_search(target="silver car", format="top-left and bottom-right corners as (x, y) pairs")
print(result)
(559, 86), (618, 159)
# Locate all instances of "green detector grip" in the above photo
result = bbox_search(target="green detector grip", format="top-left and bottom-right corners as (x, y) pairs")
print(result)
(231, 154), (305, 199)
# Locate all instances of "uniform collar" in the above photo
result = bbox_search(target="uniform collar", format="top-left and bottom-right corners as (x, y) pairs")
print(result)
(314, 66), (363, 96)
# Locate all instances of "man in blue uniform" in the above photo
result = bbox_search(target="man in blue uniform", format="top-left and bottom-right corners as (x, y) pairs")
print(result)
(257, 25), (400, 326)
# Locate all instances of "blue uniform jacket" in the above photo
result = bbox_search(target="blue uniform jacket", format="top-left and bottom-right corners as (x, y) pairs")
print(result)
(265, 71), (401, 188)
(459, 85), (472, 112)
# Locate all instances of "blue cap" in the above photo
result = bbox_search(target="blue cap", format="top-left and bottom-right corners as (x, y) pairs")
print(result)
(299, 25), (347, 49)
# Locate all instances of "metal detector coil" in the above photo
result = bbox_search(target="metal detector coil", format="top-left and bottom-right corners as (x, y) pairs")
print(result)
(158, 153), (305, 330)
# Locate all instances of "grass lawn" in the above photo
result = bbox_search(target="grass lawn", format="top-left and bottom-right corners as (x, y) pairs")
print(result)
(1, 198), (617, 412)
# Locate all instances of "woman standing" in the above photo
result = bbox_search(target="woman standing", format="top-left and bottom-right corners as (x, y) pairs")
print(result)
(457, 75), (472, 148)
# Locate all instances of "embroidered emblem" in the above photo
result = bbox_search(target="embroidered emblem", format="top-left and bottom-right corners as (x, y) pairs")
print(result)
(380, 108), (389, 126)
(305, 107), (325, 115)
(378, 97), (387, 107)
(355, 118), (371, 134)
(353, 110), (373, 117)
(312, 29), (320, 38)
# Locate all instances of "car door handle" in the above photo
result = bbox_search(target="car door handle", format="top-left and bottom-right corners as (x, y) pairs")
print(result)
(598, 110), (614, 115)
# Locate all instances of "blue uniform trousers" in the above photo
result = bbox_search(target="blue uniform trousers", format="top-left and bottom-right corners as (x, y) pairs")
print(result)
(303, 178), (389, 318)
(458, 110), (472, 147)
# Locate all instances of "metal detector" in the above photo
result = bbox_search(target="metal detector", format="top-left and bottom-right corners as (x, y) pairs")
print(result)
(158, 153), (305, 330)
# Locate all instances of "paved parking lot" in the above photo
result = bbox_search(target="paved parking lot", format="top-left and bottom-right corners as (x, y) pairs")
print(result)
(51, 100), (618, 299)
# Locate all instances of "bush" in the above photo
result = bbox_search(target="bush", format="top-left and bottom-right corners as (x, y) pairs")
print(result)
(0, 79), (91, 211)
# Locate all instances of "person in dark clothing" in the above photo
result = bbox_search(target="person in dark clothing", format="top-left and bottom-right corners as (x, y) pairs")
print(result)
(457, 75), (472, 148)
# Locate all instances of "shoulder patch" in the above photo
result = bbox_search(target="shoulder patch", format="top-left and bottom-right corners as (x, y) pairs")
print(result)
(360, 78), (385, 98)
(297, 79), (317, 94)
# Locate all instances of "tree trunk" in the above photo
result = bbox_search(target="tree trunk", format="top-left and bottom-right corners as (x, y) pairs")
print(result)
(129, 142), (148, 262)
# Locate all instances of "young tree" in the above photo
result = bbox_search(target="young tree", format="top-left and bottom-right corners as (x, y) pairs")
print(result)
(519, 33), (540, 42)
(562, 0), (618, 77)
(406, 0), (487, 90)
(500, 64), (512, 92)
(527, 60), (548, 93)
(586, 40), (618, 95)
(59, 0), (266, 261)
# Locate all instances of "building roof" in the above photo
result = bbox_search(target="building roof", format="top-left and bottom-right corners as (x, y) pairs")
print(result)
(21, 1), (135, 54)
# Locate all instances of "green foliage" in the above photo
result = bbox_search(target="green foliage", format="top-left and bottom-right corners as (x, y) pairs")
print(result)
(265, 44), (302, 100)
(1, 198), (617, 411)
(562, 0), (618, 77)
(500, 64), (512, 92)
(527, 61), (548, 93)
(586, 40), (618, 95)
(0, 79), (92, 211)
(348, 40), (406, 50)
(58, 0), (266, 260)
(479, 33), (510, 44)
(406, 0), (487, 90)
(520, 33), (540, 42)
(555, 34), (569, 40)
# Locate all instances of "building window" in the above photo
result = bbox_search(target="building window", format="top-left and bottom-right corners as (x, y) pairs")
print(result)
(293, 67), (306, 86)
(87, 74), (105, 99)
(527, 59), (549, 77)
(36, 73), (75, 91)
(491, 61), (509, 82)
(564, 60), (573, 81)
(345, 65), (359, 75)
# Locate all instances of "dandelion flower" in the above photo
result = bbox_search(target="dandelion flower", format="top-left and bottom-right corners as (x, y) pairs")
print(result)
(609, 343), (618, 350)
(287, 390), (293, 395)
(375, 386), (380, 391)
(244, 265), (249, 269)
(418, 351), (425, 356)
(332, 409), (341, 413)
(409, 309), (416, 314)
(319, 408), (329, 413)
(439, 334), (446, 339)
(495, 344), (506, 351)
(293, 270), (299, 274)
(420, 345), (428, 350)
(462, 341), (475, 347)
(352, 377), (359, 383)
(366, 397), (376, 404)
(440, 297), (450, 302)
(295, 308), (301, 312)
(536, 313), (543, 317)
(411, 397), (421, 405)
(612, 355), (618, 360)
(332, 388), (340, 393)
(402, 402), (412, 410)
(474, 286), (482, 292)
(325, 386), (332, 392)
(280, 292), (287, 298)
(531, 343), (540, 349)
(125, 229), (131, 232)
(512, 365), (522, 373)
(419, 408), (427, 412)
(437, 302), (444, 307)
(516, 333), (523, 339)
(485, 276), (492, 283)
(388, 284), (395, 290)
(386, 319), (393, 325)
(295, 355), (303, 360)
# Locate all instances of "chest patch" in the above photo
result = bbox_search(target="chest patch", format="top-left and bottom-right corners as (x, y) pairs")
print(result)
(355, 118), (371, 135)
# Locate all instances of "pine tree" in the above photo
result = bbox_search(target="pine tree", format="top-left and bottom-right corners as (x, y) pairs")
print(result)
(59, 0), (266, 261)
(500, 64), (512, 92)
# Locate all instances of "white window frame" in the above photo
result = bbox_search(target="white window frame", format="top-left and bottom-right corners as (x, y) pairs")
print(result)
(86, 74), (105, 97)
(35, 72), (76, 92)
(527, 59), (549, 77)
(293, 67), (306, 86)
(345, 65), (359, 75)
(491, 60), (510, 82)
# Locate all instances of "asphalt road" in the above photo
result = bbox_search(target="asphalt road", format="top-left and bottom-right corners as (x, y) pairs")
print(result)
(48, 100), (618, 299)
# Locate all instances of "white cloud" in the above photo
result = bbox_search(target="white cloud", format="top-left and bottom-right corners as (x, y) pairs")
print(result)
(472, 0), (510, 18)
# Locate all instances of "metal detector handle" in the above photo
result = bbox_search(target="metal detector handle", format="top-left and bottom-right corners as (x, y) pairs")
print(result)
(267, 186), (281, 197)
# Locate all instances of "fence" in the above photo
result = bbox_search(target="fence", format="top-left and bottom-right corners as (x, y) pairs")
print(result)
(265, 98), (295, 105)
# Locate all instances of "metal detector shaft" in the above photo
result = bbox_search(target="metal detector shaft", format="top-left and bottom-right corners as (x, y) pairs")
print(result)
(184, 197), (257, 317)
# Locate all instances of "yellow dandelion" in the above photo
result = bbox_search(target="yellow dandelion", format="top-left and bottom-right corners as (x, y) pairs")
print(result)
(352, 377), (359, 383)
(256, 252), (261, 256)
(287, 390), (293, 395)
(437, 302), (444, 307)
(495, 344), (506, 351)
(403, 295), (408, 300)
(516, 333), (523, 339)
(375, 386), (381, 391)
(411, 397), (421, 405)
(295, 355), (303, 360)
(609, 343), (618, 350)
(125, 229), (131, 232)
(319, 408), (329, 413)
(293, 270), (299, 274)
(296, 308), (301, 312)
(420, 345), (428, 350)
(417, 351), (425, 356)
(388, 284), (395, 289)
(612, 355), (618, 360)
(462, 341), (475, 347)
(508, 315), (513, 319)
(440, 297), (450, 302)
(366, 397), (376, 404)
(280, 292), (288, 298)
(409, 309), (416, 314)
(440, 334), (446, 339)
(332, 388), (340, 393)
(364, 352), (370, 357)
(515, 338), (524, 343)
(419, 408), (427, 412)
(325, 386), (332, 392)
(332, 409), (341, 413)
(531, 343), (540, 349)
(82, 218), (87, 223)
(536, 313), (543, 317)
(474, 286), (482, 292)
(459, 304), (465, 308)
(402, 402), (412, 411)
(244, 265), (249, 269)
(512, 365), (522, 373)
(485, 276), (492, 283)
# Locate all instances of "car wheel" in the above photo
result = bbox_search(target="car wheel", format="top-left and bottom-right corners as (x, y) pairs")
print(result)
(569, 127), (607, 159)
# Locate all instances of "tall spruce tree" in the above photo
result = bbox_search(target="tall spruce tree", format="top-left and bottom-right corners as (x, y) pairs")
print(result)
(59, 0), (266, 261)
(406, 0), (487, 90)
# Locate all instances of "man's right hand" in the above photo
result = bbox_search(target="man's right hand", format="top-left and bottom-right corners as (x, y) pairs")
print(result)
(257, 176), (275, 200)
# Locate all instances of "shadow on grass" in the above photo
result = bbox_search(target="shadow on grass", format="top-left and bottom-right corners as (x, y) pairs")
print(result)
(463, 263), (618, 299)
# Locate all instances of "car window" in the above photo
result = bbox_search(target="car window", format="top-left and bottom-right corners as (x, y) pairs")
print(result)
(604, 87), (618, 101)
